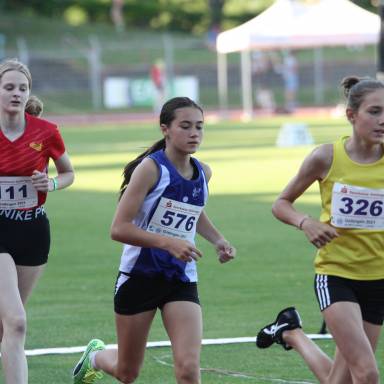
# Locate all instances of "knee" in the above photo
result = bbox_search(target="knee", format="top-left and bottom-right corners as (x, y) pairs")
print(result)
(175, 360), (200, 383)
(115, 366), (140, 384)
(2, 313), (27, 338)
(354, 366), (379, 384)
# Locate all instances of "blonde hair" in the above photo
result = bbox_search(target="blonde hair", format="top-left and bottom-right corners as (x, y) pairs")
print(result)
(0, 58), (32, 89)
(25, 95), (43, 117)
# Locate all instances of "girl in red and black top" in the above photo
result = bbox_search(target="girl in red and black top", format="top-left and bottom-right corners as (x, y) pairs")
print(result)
(0, 58), (74, 383)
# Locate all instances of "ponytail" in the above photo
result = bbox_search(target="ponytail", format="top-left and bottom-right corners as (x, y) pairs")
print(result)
(25, 95), (43, 117)
(341, 75), (384, 111)
(119, 138), (166, 199)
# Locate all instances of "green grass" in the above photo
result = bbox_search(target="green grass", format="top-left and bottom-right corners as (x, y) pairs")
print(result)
(3, 115), (382, 383)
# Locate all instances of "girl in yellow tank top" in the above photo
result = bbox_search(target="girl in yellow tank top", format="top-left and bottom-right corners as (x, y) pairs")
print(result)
(256, 76), (384, 384)
(317, 135), (384, 280)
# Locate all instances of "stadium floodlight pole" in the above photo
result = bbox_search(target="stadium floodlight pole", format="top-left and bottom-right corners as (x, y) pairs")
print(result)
(377, 0), (384, 80)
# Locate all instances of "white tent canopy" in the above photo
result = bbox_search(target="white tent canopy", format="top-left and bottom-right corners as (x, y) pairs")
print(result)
(216, 0), (380, 117)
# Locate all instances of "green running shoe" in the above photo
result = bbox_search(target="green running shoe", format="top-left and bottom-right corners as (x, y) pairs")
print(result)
(73, 339), (105, 383)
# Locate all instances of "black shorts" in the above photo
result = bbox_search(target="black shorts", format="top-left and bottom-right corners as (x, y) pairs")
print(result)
(114, 272), (200, 315)
(0, 206), (50, 266)
(314, 274), (384, 325)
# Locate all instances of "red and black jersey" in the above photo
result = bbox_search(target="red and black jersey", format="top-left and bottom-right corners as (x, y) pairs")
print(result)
(0, 113), (66, 206)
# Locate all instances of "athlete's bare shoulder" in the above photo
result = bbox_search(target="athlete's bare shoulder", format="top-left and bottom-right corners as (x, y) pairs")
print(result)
(199, 161), (212, 182)
(306, 143), (333, 181)
(312, 143), (333, 163)
(130, 156), (159, 190)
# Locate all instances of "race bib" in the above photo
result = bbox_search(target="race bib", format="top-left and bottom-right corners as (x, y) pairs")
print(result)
(147, 197), (203, 242)
(331, 182), (384, 229)
(0, 176), (38, 209)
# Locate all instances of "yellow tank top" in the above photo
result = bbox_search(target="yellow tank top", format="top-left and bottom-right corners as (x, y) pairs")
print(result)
(316, 136), (384, 280)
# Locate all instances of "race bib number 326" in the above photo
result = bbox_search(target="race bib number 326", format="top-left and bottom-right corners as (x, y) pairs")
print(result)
(331, 182), (384, 229)
(0, 176), (38, 209)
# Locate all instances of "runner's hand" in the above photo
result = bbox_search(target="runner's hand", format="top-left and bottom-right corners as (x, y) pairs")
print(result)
(164, 238), (202, 262)
(215, 238), (236, 263)
(31, 170), (49, 192)
(301, 217), (339, 248)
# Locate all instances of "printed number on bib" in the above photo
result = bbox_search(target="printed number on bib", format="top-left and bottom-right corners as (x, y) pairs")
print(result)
(0, 176), (38, 209)
(147, 197), (203, 242)
(331, 182), (384, 229)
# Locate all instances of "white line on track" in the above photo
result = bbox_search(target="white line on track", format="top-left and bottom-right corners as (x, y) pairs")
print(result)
(25, 334), (332, 357)
(153, 354), (315, 383)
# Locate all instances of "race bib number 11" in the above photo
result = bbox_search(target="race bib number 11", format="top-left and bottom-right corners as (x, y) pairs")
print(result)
(331, 182), (384, 229)
(0, 176), (38, 209)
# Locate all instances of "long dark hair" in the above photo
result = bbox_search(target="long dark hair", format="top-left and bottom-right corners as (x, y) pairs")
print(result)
(119, 97), (203, 199)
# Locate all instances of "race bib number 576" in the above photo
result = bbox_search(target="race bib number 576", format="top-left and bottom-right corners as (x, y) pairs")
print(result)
(147, 197), (203, 242)
(331, 182), (384, 229)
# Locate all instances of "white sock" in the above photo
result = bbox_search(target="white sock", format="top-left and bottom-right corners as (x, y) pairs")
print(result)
(89, 351), (99, 370)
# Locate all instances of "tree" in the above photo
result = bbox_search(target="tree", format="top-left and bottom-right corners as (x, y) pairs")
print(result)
(0, 0), (378, 34)
(351, 0), (376, 12)
(208, 0), (225, 29)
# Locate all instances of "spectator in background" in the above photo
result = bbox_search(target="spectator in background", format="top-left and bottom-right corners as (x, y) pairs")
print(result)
(111, 0), (125, 32)
(281, 50), (299, 113)
(252, 51), (276, 113)
(206, 24), (220, 50)
(150, 59), (166, 113)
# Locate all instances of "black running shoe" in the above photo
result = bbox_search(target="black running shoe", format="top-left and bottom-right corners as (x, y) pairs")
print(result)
(256, 307), (302, 350)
